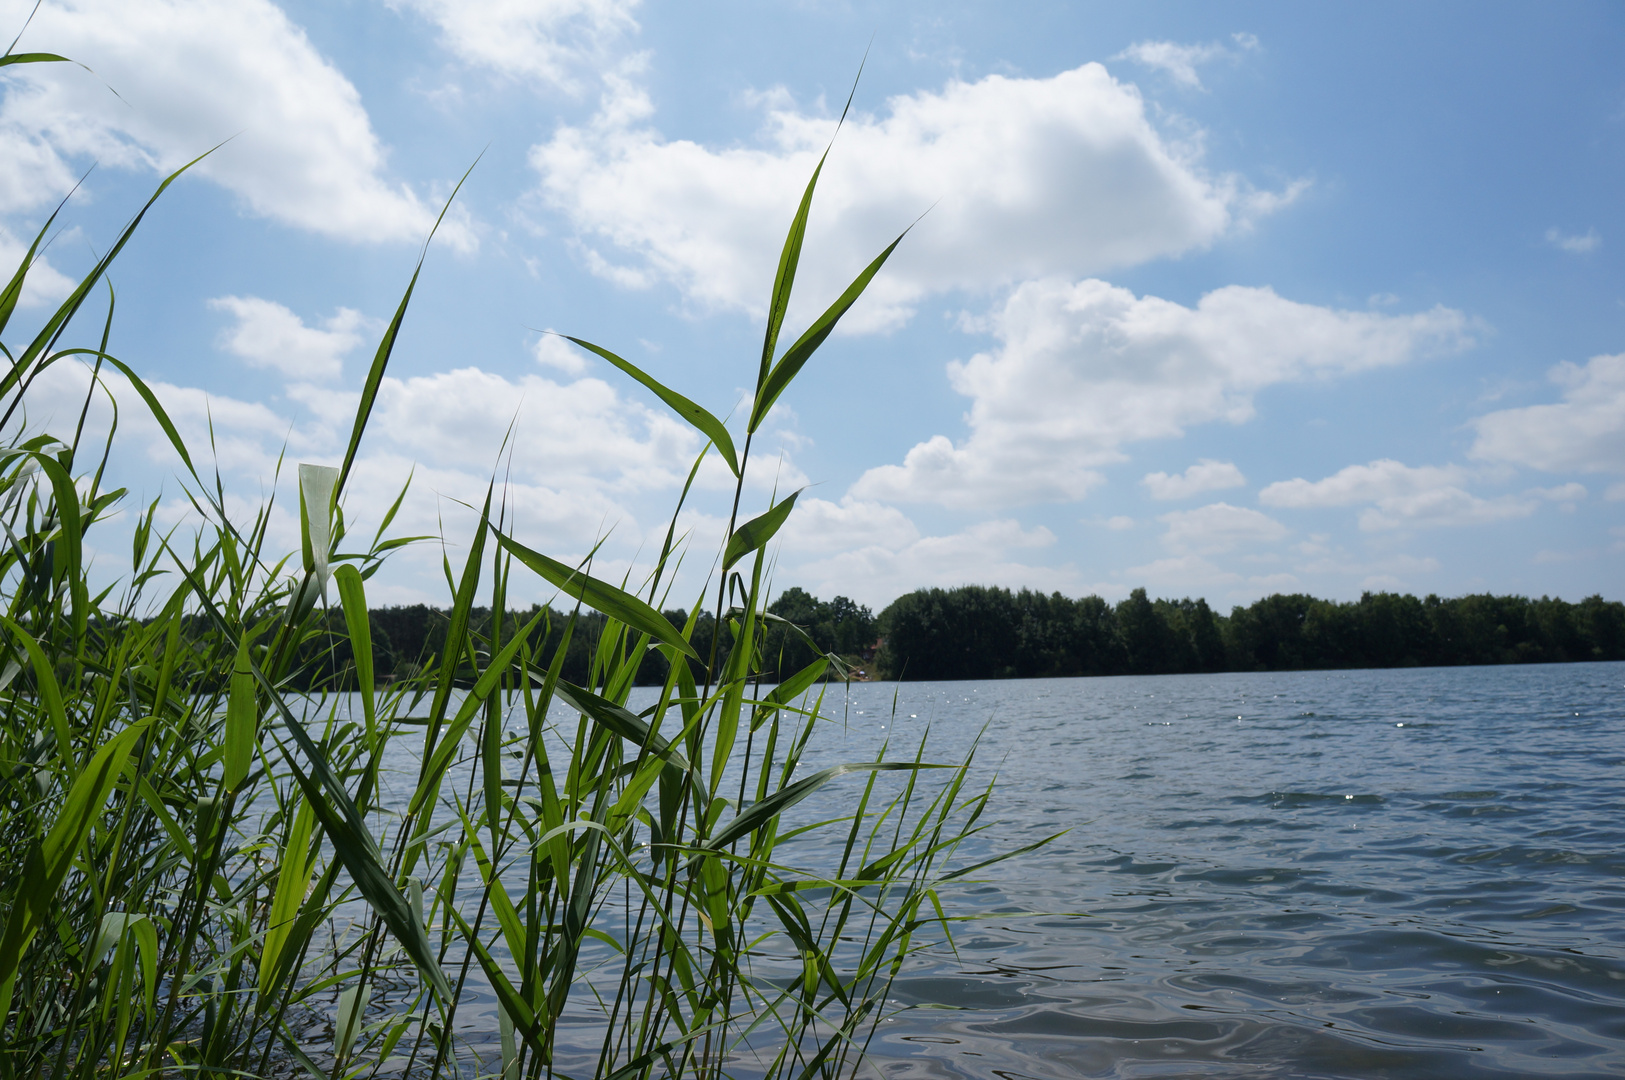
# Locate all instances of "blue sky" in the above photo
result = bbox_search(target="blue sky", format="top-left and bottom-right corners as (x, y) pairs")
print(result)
(3, 0), (1622, 611)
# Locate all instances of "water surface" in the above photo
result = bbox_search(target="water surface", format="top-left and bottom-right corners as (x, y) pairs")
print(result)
(815, 663), (1625, 1079)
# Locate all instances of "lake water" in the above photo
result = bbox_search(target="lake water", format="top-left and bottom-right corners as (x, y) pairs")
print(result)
(360, 661), (1624, 1078)
(809, 662), (1625, 1079)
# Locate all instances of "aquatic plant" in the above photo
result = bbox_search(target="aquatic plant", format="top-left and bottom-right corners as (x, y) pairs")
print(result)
(0, 51), (1026, 1080)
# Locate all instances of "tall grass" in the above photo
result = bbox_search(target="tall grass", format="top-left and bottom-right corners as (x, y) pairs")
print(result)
(0, 52), (1041, 1079)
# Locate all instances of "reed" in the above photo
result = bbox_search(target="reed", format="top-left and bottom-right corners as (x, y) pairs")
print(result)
(0, 51), (1041, 1080)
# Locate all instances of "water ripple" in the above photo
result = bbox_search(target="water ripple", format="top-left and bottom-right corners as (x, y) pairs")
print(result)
(802, 662), (1625, 1078)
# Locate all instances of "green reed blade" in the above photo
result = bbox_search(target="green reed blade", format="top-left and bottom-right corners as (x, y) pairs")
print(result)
(334, 160), (476, 501)
(452, 907), (550, 1053)
(156, 551), (451, 1002)
(0, 614), (71, 775)
(563, 335), (739, 477)
(761, 656), (829, 714)
(0, 195), (67, 339)
(33, 451), (84, 631)
(273, 737), (451, 1001)
(258, 795), (317, 1000)
(723, 488), (801, 572)
(0, 718), (148, 1015)
(0, 148), (214, 428)
(495, 529), (699, 659)
(701, 762), (946, 855)
(96, 355), (197, 478)
(334, 565), (374, 737)
(750, 227), (910, 434)
(409, 607), (542, 815)
(936, 830), (1071, 883)
(0, 52), (72, 67)
(464, 820), (528, 959)
(759, 153), (826, 393)
(222, 638), (254, 793)
(555, 679), (690, 769)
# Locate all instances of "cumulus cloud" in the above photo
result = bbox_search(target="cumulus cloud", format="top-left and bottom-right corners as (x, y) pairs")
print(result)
(370, 366), (697, 491)
(849, 278), (1470, 508)
(1528, 482), (1586, 503)
(1260, 459), (1536, 530)
(783, 517), (1071, 611)
(1470, 353), (1625, 474)
(532, 331), (590, 374)
(388, 0), (638, 92)
(209, 296), (367, 381)
(0, 0), (467, 247)
(1114, 32), (1259, 90)
(1292, 550), (1441, 592)
(531, 62), (1295, 329)
(776, 496), (920, 557)
(11, 307), (742, 593)
(1125, 554), (1241, 590)
(1159, 502), (1285, 554)
(1545, 227), (1600, 254)
(1143, 458), (1245, 499)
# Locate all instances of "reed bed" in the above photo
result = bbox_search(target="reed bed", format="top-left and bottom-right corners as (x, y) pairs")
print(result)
(0, 52), (1039, 1080)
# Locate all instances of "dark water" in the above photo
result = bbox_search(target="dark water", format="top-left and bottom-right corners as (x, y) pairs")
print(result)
(803, 663), (1625, 1079)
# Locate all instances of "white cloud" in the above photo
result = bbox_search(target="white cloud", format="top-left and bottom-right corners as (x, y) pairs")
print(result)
(0, 0), (468, 247)
(371, 366), (697, 492)
(1124, 554), (1240, 590)
(1159, 502), (1285, 554)
(13, 330), (737, 586)
(532, 331), (590, 374)
(1113, 32), (1259, 91)
(776, 496), (920, 557)
(1294, 550), (1440, 585)
(531, 62), (1296, 329)
(784, 517), (1069, 610)
(1470, 353), (1625, 474)
(1528, 482), (1586, 502)
(1261, 460), (1466, 508)
(1105, 515), (1135, 530)
(16, 353), (320, 477)
(209, 296), (367, 380)
(1260, 459), (1536, 530)
(850, 278), (1470, 508)
(1143, 458), (1245, 499)
(1545, 227), (1600, 254)
(388, 0), (638, 92)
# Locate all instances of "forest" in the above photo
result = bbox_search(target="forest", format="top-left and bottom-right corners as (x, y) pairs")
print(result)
(288, 584), (1625, 688)
(874, 586), (1625, 680)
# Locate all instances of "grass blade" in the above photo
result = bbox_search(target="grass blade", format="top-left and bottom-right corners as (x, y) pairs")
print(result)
(750, 228), (910, 433)
(701, 762), (945, 854)
(223, 638), (254, 793)
(495, 529), (699, 660)
(563, 335), (739, 477)
(0, 719), (149, 1015)
(334, 564), (374, 736)
(0, 52), (72, 67)
(723, 488), (801, 572)
(335, 158), (478, 500)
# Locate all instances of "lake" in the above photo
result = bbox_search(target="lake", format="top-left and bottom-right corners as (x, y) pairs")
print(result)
(804, 662), (1625, 1079)
(370, 661), (1624, 1078)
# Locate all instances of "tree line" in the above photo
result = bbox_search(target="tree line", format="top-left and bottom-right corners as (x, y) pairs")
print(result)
(278, 585), (1623, 690)
(283, 586), (879, 690)
(874, 586), (1625, 680)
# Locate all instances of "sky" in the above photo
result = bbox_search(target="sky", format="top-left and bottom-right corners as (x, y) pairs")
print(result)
(2, 0), (1623, 613)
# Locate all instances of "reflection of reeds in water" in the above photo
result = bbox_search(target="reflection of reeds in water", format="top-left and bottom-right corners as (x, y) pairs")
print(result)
(0, 51), (1046, 1078)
